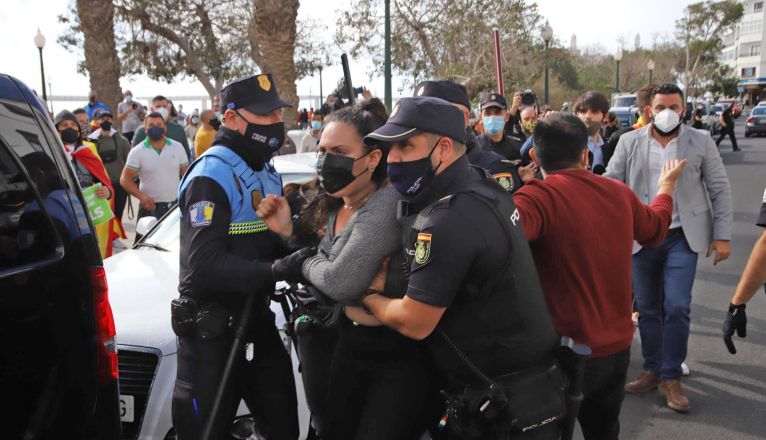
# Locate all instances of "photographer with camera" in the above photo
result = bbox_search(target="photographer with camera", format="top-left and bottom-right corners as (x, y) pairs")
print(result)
(502, 90), (536, 141)
(117, 90), (145, 143)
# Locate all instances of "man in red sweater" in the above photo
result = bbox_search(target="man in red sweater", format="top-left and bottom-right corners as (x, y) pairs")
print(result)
(513, 112), (686, 440)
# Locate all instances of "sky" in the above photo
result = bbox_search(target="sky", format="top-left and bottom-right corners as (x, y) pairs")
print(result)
(0, 0), (697, 112)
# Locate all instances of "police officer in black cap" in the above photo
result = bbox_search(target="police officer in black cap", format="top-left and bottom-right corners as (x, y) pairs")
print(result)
(172, 73), (299, 440)
(476, 93), (525, 164)
(360, 96), (564, 439)
(414, 80), (525, 193)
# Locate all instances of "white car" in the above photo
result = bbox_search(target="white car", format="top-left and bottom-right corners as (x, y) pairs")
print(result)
(106, 154), (317, 439)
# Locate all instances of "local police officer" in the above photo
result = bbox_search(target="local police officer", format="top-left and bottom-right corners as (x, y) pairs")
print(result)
(172, 73), (298, 440)
(361, 97), (564, 439)
(414, 80), (524, 193)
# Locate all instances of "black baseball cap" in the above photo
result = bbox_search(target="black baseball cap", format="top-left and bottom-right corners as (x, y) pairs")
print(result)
(414, 80), (471, 109)
(220, 73), (292, 115)
(94, 109), (113, 119)
(364, 97), (466, 145)
(480, 92), (507, 110)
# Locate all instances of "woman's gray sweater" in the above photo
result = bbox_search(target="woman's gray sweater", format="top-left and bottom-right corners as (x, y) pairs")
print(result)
(301, 185), (407, 305)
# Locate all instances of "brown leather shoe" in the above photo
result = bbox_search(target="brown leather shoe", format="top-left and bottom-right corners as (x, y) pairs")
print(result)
(659, 380), (690, 413)
(624, 371), (660, 394)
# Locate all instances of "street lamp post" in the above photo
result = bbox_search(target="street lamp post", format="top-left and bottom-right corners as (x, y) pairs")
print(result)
(34, 28), (47, 103)
(318, 66), (323, 106)
(613, 47), (623, 93)
(542, 20), (553, 105)
(647, 59), (655, 84)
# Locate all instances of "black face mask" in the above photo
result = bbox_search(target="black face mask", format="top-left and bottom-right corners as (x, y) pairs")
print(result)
(59, 127), (79, 144)
(209, 118), (221, 130)
(100, 121), (112, 132)
(387, 138), (442, 197)
(317, 151), (370, 194)
(237, 111), (285, 155)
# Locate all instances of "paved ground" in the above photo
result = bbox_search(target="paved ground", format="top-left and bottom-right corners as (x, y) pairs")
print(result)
(593, 123), (766, 440)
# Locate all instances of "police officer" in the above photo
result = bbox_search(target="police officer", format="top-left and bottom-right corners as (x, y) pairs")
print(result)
(172, 73), (298, 440)
(476, 93), (524, 163)
(414, 80), (524, 193)
(723, 185), (766, 354)
(361, 97), (564, 439)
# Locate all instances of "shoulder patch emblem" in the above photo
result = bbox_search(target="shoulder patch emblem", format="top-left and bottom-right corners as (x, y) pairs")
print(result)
(190, 201), (215, 227)
(493, 172), (515, 192)
(252, 190), (262, 210)
(415, 232), (432, 264)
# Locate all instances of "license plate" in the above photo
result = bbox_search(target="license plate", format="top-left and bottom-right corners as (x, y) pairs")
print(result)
(120, 395), (135, 422)
(757, 119), (766, 125)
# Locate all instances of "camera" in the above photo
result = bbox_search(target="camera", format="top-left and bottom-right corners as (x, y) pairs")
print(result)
(131, 103), (138, 110)
(333, 78), (365, 103)
(522, 89), (537, 107)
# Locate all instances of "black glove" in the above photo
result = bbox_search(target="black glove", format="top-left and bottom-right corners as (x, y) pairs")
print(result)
(723, 303), (747, 354)
(272, 247), (315, 283)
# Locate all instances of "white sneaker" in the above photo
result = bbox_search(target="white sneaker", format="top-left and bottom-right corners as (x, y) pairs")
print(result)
(681, 362), (690, 376)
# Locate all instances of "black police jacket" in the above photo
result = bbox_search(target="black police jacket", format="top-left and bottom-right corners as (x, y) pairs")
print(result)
(467, 131), (523, 193)
(397, 156), (558, 383)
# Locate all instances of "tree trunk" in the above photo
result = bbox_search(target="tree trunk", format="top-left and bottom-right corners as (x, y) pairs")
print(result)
(77, 0), (123, 129)
(250, 0), (300, 130)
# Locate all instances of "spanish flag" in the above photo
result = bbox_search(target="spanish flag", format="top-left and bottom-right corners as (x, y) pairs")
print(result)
(72, 141), (126, 258)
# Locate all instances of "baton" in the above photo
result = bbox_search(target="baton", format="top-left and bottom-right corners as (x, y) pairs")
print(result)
(557, 336), (591, 440)
(200, 291), (259, 440)
(341, 53), (355, 106)
(492, 28), (504, 96)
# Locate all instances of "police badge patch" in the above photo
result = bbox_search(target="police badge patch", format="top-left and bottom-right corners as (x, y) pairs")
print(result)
(415, 233), (432, 264)
(493, 172), (515, 192)
(190, 201), (215, 227)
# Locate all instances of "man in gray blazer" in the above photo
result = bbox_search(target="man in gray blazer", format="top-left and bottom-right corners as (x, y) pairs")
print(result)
(605, 83), (733, 413)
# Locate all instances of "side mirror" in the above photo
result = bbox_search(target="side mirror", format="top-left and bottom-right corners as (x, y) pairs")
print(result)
(135, 216), (158, 236)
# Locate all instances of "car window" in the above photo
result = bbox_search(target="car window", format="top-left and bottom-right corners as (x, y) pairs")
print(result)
(142, 207), (181, 252)
(614, 96), (636, 107)
(752, 108), (766, 116)
(0, 140), (67, 276)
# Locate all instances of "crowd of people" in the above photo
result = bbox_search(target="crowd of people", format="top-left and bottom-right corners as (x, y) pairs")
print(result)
(46, 71), (766, 440)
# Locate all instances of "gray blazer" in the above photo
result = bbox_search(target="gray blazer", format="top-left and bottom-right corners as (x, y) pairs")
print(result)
(605, 125), (732, 254)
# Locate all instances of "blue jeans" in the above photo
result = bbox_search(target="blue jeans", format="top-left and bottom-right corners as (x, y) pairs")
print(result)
(632, 233), (698, 381)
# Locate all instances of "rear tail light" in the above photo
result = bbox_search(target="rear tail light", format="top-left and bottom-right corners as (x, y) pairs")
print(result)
(90, 266), (118, 384)
(747, 116), (754, 123)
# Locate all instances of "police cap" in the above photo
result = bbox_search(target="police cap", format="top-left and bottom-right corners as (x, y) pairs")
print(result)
(480, 92), (508, 110)
(94, 109), (113, 119)
(414, 80), (471, 110)
(220, 73), (292, 115)
(364, 97), (465, 145)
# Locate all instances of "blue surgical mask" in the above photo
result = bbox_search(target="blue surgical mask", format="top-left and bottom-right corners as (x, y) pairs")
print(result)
(310, 120), (322, 130)
(483, 115), (505, 136)
(387, 138), (442, 197)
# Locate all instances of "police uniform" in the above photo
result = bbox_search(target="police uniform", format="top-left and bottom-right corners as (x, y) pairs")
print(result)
(414, 81), (523, 193)
(475, 94), (524, 172)
(365, 98), (564, 439)
(172, 74), (298, 440)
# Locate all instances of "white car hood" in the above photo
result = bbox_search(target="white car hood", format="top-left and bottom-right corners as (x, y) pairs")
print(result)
(106, 247), (292, 357)
(105, 248), (181, 355)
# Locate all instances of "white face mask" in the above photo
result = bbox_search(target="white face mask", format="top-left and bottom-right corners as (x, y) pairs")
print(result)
(652, 108), (682, 135)
(125, 95), (132, 103)
(155, 107), (169, 119)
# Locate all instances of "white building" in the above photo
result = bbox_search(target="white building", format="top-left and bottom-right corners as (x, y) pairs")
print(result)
(720, 0), (766, 102)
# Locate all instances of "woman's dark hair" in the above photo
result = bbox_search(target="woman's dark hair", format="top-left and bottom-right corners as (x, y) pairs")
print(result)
(295, 98), (390, 242)
(532, 112), (588, 172)
(323, 97), (389, 184)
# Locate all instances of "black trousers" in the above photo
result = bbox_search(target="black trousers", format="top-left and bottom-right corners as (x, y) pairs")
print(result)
(320, 315), (429, 440)
(172, 313), (298, 440)
(715, 126), (739, 150)
(578, 347), (631, 440)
